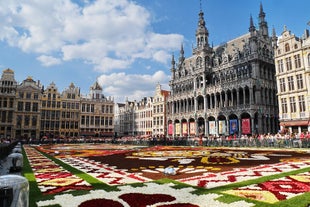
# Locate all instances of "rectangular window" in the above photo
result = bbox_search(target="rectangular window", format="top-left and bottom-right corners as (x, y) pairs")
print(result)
(281, 98), (287, 113)
(82, 103), (85, 112)
(25, 102), (31, 111)
(32, 116), (37, 127)
(296, 74), (303, 89)
(95, 116), (100, 126)
(279, 78), (286, 92)
(17, 102), (23, 111)
(289, 97), (296, 113)
(9, 98), (14, 108)
(81, 116), (85, 125)
(285, 57), (292, 71)
(294, 54), (301, 68)
(24, 115), (30, 126)
(32, 102), (38, 112)
(277, 59), (284, 73)
(287, 76), (294, 91)
(298, 95), (306, 112)
(26, 92), (31, 99)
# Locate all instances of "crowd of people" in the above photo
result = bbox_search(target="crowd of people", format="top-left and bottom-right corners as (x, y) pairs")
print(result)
(1, 132), (310, 149)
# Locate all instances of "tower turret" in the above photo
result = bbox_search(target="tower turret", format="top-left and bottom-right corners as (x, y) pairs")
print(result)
(195, 10), (209, 49)
(258, 3), (268, 37)
(171, 54), (176, 80)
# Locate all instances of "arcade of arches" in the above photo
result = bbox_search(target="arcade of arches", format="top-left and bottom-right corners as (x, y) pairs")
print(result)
(167, 85), (278, 137)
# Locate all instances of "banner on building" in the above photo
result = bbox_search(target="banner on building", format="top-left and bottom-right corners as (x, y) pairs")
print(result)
(175, 123), (181, 135)
(218, 120), (226, 134)
(182, 122), (188, 135)
(168, 124), (173, 135)
(242, 118), (251, 134)
(209, 121), (216, 135)
(229, 119), (238, 134)
(189, 122), (196, 135)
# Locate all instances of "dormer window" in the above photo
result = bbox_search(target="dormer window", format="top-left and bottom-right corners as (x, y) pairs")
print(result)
(285, 43), (290, 52)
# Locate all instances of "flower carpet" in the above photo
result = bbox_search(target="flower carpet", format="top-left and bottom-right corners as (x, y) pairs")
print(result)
(22, 144), (310, 207)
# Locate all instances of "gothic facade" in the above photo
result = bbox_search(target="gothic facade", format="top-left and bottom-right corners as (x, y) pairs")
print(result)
(167, 4), (279, 137)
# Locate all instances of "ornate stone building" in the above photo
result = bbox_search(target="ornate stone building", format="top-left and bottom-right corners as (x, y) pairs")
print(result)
(134, 97), (153, 137)
(274, 25), (310, 133)
(80, 81), (114, 137)
(60, 83), (80, 137)
(167, 4), (279, 138)
(114, 99), (135, 137)
(0, 68), (18, 139)
(153, 83), (169, 137)
(14, 77), (42, 139)
(40, 82), (62, 138)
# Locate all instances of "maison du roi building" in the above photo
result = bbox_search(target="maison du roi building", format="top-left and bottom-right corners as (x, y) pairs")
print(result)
(166, 4), (279, 138)
(0, 69), (114, 140)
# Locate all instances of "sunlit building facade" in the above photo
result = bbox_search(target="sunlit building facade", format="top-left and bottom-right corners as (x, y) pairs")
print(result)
(152, 83), (169, 137)
(134, 97), (153, 137)
(274, 25), (310, 133)
(14, 77), (42, 139)
(167, 4), (279, 138)
(0, 68), (17, 139)
(60, 83), (80, 137)
(80, 81), (114, 137)
(40, 82), (62, 138)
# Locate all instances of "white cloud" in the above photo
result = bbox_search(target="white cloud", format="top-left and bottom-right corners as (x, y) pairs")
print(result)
(0, 0), (184, 72)
(97, 70), (170, 102)
(37, 55), (62, 67)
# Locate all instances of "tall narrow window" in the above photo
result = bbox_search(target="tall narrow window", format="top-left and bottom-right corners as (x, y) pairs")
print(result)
(308, 54), (310, 67)
(281, 98), (287, 113)
(298, 95), (306, 112)
(294, 54), (301, 68)
(285, 57), (292, 70)
(285, 43), (290, 52)
(279, 78), (286, 92)
(277, 59), (284, 73)
(296, 74), (304, 89)
(289, 97), (296, 113)
(287, 76), (294, 91)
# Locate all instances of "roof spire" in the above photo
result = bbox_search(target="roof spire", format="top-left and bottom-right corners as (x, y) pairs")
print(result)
(258, 2), (268, 37)
(249, 14), (255, 33)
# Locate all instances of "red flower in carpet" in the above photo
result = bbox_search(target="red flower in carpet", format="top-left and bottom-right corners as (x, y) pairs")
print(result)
(157, 204), (199, 207)
(119, 193), (176, 206)
(79, 198), (123, 207)
(78, 193), (199, 207)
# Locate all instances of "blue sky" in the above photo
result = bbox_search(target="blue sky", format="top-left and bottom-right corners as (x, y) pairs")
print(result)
(0, 0), (309, 103)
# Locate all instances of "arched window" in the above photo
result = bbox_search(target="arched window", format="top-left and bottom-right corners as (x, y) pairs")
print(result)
(196, 56), (203, 68)
(285, 43), (290, 52)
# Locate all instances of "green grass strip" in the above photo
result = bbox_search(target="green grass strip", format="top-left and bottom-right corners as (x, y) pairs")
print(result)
(22, 146), (42, 207)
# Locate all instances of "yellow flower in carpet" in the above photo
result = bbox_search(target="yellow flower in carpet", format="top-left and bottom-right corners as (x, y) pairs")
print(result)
(201, 156), (239, 164)
(290, 175), (310, 182)
(224, 190), (279, 204)
(32, 162), (54, 166)
(40, 177), (82, 186)
(37, 168), (63, 173)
